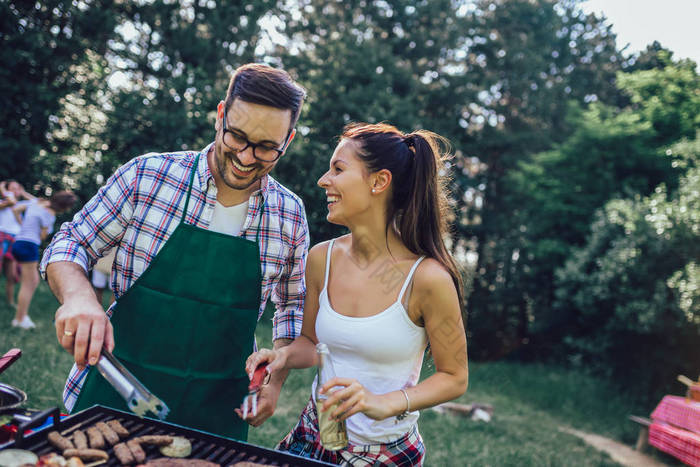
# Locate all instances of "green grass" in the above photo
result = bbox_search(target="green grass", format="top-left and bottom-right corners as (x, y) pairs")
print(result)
(0, 277), (674, 465)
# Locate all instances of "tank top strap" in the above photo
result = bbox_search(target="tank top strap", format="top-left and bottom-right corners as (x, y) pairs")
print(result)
(323, 238), (336, 290)
(397, 256), (426, 304)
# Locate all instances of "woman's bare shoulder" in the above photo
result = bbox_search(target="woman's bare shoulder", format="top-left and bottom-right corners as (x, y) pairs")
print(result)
(307, 236), (349, 284)
(412, 257), (458, 301)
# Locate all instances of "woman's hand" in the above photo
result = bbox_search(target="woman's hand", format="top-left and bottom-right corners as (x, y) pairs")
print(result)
(318, 377), (390, 421)
(244, 348), (287, 379)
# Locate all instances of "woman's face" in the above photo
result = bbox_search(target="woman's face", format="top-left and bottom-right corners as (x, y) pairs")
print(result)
(8, 182), (22, 197)
(317, 138), (373, 226)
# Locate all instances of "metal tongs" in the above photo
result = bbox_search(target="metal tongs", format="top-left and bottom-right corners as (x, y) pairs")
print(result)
(96, 349), (170, 420)
(241, 362), (268, 419)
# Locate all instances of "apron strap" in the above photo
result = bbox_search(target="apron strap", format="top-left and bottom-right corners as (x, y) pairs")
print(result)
(184, 150), (265, 243)
(255, 199), (265, 245)
(181, 153), (200, 224)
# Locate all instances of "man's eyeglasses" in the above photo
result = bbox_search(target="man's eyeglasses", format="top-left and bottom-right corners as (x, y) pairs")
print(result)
(221, 107), (291, 163)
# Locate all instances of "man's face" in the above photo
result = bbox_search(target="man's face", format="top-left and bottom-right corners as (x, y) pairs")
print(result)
(212, 99), (293, 192)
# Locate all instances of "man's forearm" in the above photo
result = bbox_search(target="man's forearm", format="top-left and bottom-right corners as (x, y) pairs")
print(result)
(46, 261), (96, 304)
(269, 338), (293, 388)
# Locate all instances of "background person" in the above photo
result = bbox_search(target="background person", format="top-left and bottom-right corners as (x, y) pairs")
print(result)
(40, 63), (308, 440)
(246, 123), (468, 465)
(11, 190), (77, 329)
(0, 180), (36, 308)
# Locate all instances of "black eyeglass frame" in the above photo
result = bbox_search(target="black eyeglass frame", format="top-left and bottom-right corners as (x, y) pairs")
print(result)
(220, 107), (293, 163)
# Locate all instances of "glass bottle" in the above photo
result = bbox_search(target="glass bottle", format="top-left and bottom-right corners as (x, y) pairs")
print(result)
(315, 343), (348, 450)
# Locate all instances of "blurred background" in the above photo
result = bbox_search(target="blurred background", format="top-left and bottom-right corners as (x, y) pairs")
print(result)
(1, 0), (699, 462)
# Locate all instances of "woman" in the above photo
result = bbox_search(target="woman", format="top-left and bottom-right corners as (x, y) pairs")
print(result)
(11, 190), (77, 329)
(245, 123), (468, 465)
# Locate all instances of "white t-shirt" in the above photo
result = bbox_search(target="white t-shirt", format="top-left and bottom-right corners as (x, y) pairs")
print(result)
(207, 199), (249, 236)
(15, 202), (55, 245)
(0, 198), (32, 236)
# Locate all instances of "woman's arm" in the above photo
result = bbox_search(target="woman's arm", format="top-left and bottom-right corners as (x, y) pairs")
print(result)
(20, 188), (36, 201)
(40, 226), (49, 241)
(12, 203), (29, 225)
(395, 259), (468, 409)
(0, 183), (16, 209)
(320, 259), (468, 421)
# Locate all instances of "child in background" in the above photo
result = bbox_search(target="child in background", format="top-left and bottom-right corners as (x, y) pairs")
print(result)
(11, 190), (77, 329)
(0, 180), (35, 307)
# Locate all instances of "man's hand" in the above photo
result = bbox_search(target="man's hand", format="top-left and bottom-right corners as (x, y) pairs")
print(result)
(48, 262), (115, 370)
(55, 294), (114, 370)
(235, 338), (293, 427)
(234, 380), (283, 427)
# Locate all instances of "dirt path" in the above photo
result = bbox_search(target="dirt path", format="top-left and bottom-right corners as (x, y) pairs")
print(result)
(558, 426), (667, 467)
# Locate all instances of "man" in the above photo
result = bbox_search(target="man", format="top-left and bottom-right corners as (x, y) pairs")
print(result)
(0, 180), (35, 315)
(41, 64), (308, 440)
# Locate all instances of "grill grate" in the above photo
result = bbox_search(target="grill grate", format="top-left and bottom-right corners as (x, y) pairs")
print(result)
(0, 405), (332, 466)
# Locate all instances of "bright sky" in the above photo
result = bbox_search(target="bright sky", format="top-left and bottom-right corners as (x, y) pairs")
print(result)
(580, 0), (700, 65)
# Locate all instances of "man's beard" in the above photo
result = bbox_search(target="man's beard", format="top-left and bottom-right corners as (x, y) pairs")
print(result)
(216, 150), (264, 191)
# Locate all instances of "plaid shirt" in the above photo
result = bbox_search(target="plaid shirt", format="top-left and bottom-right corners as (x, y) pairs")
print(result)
(277, 397), (425, 466)
(40, 143), (309, 411)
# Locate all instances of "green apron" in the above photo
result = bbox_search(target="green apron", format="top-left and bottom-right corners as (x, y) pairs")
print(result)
(74, 153), (262, 440)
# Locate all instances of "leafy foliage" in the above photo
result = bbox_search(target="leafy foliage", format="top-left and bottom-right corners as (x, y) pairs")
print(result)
(270, 0), (472, 241)
(554, 166), (700, 396)
(498, 58), (700, 362)
(0, 0), (117, 192)
(453, 0), (623, 358)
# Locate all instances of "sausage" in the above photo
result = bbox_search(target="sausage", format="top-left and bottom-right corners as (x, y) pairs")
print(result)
(133, 435), (173, 446)
(106, 419), (130, 438)
(86, 426), (105, 449)
(72, 430), (88, 450)
(47, 431), (74, 451)
(114, 442), (135, 465)
(95, 421), (120, 445)
(62, 449), (108, 461)
(127, 439), (146, 464)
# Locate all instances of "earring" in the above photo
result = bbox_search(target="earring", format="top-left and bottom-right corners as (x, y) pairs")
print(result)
(371, 188), (376, 194)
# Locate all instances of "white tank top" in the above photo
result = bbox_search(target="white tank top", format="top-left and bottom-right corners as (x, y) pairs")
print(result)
(312, 239), (428, 445)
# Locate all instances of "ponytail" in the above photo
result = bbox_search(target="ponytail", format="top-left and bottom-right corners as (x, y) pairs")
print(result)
(341, 123), (465, 313)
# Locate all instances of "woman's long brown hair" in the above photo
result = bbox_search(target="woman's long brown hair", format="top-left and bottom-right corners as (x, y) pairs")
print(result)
(342, 122), (465, 315)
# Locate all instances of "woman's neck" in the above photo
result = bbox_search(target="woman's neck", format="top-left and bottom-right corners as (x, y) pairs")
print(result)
(347, 220), (407, 265)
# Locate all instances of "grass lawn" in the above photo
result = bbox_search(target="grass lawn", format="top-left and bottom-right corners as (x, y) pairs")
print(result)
(0, 277), (676, 465)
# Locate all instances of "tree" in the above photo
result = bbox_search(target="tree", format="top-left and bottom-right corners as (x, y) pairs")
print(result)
(0, 0), (118, 191)
(66, 1), (276, 200)
(553, 165), (700, 396)
(271, 0), (473, 242)
(505, 55), (700, 361)
(454, 0), (623, 358)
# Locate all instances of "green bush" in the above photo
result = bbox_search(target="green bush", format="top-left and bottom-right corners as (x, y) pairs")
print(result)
(553, 168), (700, 398)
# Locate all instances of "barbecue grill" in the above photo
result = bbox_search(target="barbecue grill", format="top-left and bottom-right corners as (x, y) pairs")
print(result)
(0, 405), (332, 466)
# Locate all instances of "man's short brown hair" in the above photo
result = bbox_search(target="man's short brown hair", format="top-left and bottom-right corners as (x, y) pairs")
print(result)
(49, 190), (78, 212)
(225, 63), (306, 132)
